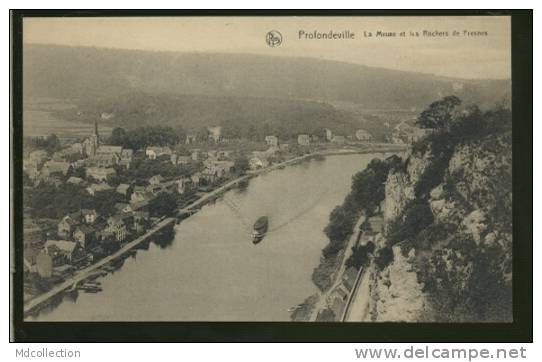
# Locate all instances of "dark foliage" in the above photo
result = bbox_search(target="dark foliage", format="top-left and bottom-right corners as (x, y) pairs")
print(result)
(374, 246), (394, 271)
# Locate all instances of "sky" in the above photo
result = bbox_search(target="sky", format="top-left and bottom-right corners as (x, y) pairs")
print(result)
(23, 16), (511, 79)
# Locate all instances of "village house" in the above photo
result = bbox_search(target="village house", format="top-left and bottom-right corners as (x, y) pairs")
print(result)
(249, 156), (268, 170)
(185, 134), (197, 144)
(204, 160), (235, 178)
(73, 225), (96, 249)
(190, 172), (202, 186)
(207, 126), (222, 143)
(325, 128), (333, 142)
(176, 177), (194, 195)
(146, 180), (175, 195)
(133, 211), (151, 232)
(265, 135), (279, 147)
(86, 167), (116, 182)
(70, 142), (84, 154)
(52, 146), (83, 162)
(43, 240), (84, 266)
(116, 183), (132, 197)
(391, 121), (432, 144)
(57, 209), (98, 239)
(104, 215), (128, 242)
(148, 175), (164, 185)
(34, 252), (53, 278)
(130, 189), (154, 204)
(23, 167), (40, 184)
(39, 175), (64, 187)
(96, 145), (123, 155)
(207, 150), (218, 159)
(355, 129), (373, 142)
(200, 168), (219, 184)
(23, 158), (39, 173)
(86, 152), (120, 167)
(29, 149), (48, 164)
(119, 149), (133, 169)
(191, 149), (207, 161)
(41, 161), (71, 177)
(66, 176), (85, 186)
(57, 212), (81, 239)
(86, 183), (114, 196)
(81, 209), (98, 224)
(145, 146), (172, 160)
(331, 135), (346, 144)
(171, 153), (192, 166)
(218, 150), (232, 160)
(115, 202), (133, 214)
(297, 134), (310, 146)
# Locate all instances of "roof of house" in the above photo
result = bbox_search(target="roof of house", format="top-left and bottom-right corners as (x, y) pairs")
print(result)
(81, 209), (97, 216)
(43, 161), (71, 174)
(116, 183), (131, 193)
(67, 176), (84, 184)
(148, 175), (164, 184)
(120, 149), (133, 157)
(60, 215), (79, 226)
(146, 146), (172, 154)
(87, 183), (113, 193)
(86, 167), (116, 175)
(108, 215), (126, 225)
(115, 202), (130, 211)
(96, 145), (123, 154)
(44, 240), (77, 253)
(29, 150), (48, 158)
(133, 211), (150, 219)
(75, 224), (95, 235)
(130, 200), (150, 210)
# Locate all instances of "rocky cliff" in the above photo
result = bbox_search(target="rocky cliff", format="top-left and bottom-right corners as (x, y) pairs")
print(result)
(371, 105), (512, 322)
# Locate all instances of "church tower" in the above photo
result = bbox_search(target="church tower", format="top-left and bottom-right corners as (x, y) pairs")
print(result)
(94, 119), (100, 148)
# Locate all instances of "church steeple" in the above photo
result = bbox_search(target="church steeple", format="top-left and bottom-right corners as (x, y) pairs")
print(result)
(94, 119), (100, 146)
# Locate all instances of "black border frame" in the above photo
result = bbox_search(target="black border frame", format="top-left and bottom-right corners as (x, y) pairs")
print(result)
(10, 9), (533, 343)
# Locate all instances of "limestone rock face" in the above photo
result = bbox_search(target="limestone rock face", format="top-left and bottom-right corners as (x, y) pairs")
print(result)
(461, 209), (487, 244)
(447, 134), (512, 214)
(383, 171), (415, 223)
(373, 130), (512, 322)
(372, 246), (428, 322)
(383, 150), (432, 224)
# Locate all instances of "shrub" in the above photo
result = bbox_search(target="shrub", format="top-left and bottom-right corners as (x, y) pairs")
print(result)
(375, 246), (394, 270)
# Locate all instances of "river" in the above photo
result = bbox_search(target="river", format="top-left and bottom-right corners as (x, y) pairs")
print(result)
(31, 153), (388, 321)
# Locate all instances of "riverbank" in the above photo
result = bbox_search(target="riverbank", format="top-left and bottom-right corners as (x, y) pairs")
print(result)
(27, 145), (406, 320)
(181, 143), (407, 216)
(291, 151), (404, 321)
(24, 217), (175, 316)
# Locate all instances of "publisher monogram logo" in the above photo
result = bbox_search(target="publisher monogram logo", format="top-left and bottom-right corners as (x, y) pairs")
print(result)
(266, 30), (282, 47)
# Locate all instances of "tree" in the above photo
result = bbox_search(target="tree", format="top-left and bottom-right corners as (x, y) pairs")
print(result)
(196, 126), (209, 142)
(110, 127), (127, 146)
(233, 155), (250, 173)
(44, 134), (61, 154)
(416, 96), (461, 130)
(149, 192), (178, 217)
(174, 126), (186, 144)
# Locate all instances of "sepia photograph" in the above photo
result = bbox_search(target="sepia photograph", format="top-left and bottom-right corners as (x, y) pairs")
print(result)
(9, 10), (532, 343)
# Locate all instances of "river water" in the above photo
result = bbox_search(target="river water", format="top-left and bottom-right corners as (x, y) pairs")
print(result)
(32, 153), (386, 321)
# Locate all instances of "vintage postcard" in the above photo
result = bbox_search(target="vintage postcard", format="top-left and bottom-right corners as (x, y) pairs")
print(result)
(14, 14), (516, 328)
